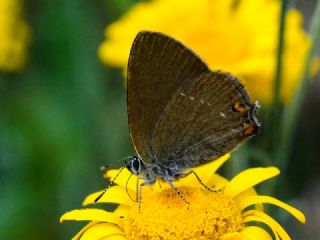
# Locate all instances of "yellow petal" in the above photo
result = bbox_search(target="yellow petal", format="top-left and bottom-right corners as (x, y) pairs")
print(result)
(206, 174), (229, 190)
(244, 209), (290, 240)
(224, 167), (280, 198)
(241, 226), (272, 240)
(221, 232), (248, 240)
(239, 195), (305, 223)
(60, 209), (122, 226)
(83, 186), (135, 206)
(233, 187), (258, 202)
(105, 168), (140, 191)
(80, 223), (125, 240)
(233, 188), (264, 212)
(71, 221), (99, 240)
(101, 236), (127, 240)
(113, 205), (131, 218)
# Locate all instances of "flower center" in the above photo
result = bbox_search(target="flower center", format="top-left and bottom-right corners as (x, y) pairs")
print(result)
(123, 186), (244, 240)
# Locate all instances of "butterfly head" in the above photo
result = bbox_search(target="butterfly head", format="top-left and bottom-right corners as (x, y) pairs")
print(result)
(126, 156), (145, 175)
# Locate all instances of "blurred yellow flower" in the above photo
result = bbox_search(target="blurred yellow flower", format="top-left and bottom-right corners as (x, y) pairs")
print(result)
(61, 154), (305, 240)
(0, 0), (31, 72)
(99, 0), (318, 104)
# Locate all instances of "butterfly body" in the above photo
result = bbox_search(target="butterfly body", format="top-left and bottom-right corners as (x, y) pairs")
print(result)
(126, 155), (192, 186)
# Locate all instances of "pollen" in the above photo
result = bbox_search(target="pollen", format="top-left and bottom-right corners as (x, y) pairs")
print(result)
(123, 187), (244, 240)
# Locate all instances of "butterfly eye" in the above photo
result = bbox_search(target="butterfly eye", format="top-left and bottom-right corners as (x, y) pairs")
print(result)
(127, 156), (142, 175)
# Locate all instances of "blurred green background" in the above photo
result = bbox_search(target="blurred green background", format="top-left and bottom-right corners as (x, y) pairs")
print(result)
(0, 0), (319, 239)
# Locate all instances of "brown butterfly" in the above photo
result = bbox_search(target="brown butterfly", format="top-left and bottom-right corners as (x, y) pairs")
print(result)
(96, 31), (260, 204)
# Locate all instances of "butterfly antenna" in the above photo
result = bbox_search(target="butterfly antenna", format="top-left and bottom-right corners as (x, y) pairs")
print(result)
(94, 166), (126, 203)
(100, 156), (132, 171)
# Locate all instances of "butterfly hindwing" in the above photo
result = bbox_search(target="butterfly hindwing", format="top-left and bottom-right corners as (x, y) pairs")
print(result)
(150, 71), (259, 169)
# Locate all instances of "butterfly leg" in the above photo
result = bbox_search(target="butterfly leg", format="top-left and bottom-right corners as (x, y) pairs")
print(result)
(138, 182), (143, 213)
(175, 170), (216, 192)
(137, 179), (155, 213)
(190, 170), (216, 192)
(164, 178), (190, 205)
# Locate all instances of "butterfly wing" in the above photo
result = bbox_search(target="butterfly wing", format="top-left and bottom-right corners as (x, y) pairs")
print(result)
(127, 31), (209, 163)
(151, 71), (260, 169)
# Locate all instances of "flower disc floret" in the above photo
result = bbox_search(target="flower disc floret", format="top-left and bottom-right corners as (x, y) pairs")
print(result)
(124, 187), (244, 240)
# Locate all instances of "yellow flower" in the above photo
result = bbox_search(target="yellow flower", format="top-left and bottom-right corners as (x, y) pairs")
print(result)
(99, 0), (318, 104)
(61, 153), (305, 240)
(0, 0), (31, 72)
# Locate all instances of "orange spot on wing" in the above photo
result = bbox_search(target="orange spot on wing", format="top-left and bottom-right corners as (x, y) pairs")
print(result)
(232, 102), (246, 112)
(243, 126), (256, 136)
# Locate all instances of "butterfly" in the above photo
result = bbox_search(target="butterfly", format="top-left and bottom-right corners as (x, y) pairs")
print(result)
(96, 31), (260, 204)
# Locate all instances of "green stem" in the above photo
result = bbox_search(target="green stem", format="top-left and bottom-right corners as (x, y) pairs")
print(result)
(271, 0), (289, 154)
(276, 0), (320, 171)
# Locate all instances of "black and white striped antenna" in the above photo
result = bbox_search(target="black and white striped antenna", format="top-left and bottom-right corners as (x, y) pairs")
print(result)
(94, 156), (132, 203)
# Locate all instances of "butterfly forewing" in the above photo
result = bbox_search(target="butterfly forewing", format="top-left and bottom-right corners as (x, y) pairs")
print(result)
(127, 31), (210, 163)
